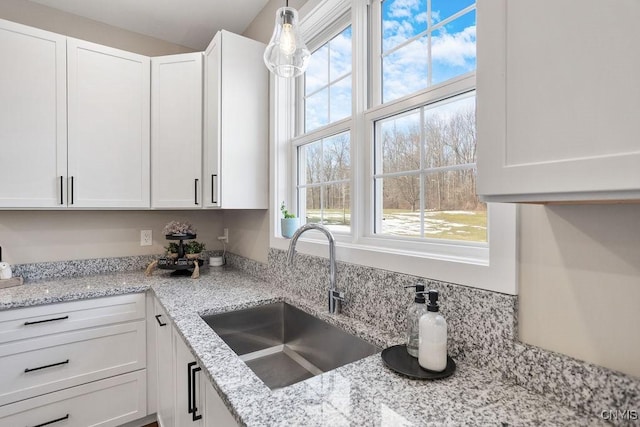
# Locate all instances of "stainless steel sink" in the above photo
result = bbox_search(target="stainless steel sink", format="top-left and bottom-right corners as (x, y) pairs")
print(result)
(200, 302), (380, 389)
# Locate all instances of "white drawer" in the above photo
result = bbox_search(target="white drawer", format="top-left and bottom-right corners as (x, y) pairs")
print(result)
(0, 293), (146, 344)
(0, 320), (146, 406)
(0, 369), (147, 427)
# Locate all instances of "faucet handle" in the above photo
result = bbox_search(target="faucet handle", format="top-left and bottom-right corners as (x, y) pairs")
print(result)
(330, 289), (345, 301)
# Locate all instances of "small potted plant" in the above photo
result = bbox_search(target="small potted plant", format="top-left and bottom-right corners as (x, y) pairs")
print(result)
(185, 241), (206, 260)
(280, 201), (300, 239)
(165, 242), (180, 259)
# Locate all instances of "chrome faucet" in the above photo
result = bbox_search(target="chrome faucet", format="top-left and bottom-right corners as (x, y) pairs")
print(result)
(286, 223), (345, 314)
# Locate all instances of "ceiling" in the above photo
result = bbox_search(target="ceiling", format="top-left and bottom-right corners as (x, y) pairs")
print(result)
(27, 0), (270, 50)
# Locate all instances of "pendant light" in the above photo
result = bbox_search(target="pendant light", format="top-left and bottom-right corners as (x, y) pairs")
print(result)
(263, 0), (310, 78)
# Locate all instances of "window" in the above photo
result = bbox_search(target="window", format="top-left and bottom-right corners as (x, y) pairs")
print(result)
(294, 22), (352, 233)
(373, 91), (485, 242)
(271, 0), (516, 295)
(379, 0), (476, 103)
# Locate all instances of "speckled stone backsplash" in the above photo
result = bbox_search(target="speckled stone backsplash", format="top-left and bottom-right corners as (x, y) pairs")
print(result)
(267, 248), (517, 377)
(267, 248), (640, 422)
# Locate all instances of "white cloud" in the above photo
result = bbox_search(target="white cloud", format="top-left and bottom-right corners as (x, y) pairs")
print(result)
(388, 0), (421, 18)
(431, 25), (476, 67)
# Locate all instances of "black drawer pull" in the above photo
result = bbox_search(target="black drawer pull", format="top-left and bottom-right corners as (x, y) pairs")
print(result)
(195, 178), (199, 205)
(31, 414), (69, 427)
(24, 315), (69, 326)
(59, 176), (64, 205)
(190, 363), (202, 421)
(155, 314), (167, 326)
(70, 176), (74, 205)
(25, 359), (69, 373)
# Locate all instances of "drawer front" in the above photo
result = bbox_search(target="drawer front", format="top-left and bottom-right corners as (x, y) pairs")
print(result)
(0, 320), (146, 406)
(0, 293), (146, 344)
(0, 369), (147, 427)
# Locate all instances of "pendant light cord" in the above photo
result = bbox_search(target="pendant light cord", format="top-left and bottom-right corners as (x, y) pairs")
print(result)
(286, 0), (289, 6)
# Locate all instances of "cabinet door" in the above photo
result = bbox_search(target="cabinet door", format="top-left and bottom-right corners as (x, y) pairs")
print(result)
(476, 0), (640, 202)
(173, 328), (203, 427)
(67, 38), (150, 208)
(203, 31), (268, 209)
(0, 19), (67, 208)
(203, 378), (238, 427)
(155, 299), (175, 427)
(151, 53), (203, 208)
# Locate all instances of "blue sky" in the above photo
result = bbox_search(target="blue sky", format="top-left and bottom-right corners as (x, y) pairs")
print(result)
(304, 0), (477, 131)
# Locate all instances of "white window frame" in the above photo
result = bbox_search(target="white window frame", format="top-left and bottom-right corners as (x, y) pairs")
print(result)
(269, 0), (518, 295)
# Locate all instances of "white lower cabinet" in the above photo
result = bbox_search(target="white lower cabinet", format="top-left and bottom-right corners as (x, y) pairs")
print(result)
(153, 297), (237, 427)
(0, 370), (147, 427)
(0, 294), (148, 425)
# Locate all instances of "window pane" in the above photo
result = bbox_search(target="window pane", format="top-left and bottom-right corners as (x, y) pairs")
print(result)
(377, 110), (421, 174)
(380, 1), (476, 104)
(305, 44), (328, 95)
(299, 141), (323, 184)
(323, 182), (351, 233)
(302, 185), (322, 224)
(431, 10), (476, 85)
(424, 93), (476, 168)
(329, 27), (352, 80)
(382, 0), (427, 52)
(431, 0), (475, 24)
(423, 169), (486, 242)
(382, 37), (428, 103)
(329, 77), (352, 123)
(304, 26), (352, 133)
(305, 88), (329, 132)
(323, 132), (350, 181)
(297, 132), (351, 234)
(375, 176), (421, 237)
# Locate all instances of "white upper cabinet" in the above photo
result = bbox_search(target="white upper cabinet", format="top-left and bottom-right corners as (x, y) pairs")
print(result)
(203, 31), (268, 209)
(476, 0), (640, 203)
(67, 38), (151, 208)
(151, 53), (203, 208)
(0, 19), (67, 208)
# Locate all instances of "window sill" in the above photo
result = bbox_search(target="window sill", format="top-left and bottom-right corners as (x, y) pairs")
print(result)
(271, 203), (517, 295)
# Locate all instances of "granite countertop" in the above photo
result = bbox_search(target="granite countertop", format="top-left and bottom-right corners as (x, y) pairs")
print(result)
(0, 267), (605, 426)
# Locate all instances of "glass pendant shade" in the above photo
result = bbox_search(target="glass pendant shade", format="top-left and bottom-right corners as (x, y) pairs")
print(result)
(263, 7), (310, 78)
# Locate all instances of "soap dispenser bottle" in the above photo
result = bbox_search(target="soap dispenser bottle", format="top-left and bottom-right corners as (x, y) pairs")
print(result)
(419, 290), (447, 372)
(405, 282), (428, 357)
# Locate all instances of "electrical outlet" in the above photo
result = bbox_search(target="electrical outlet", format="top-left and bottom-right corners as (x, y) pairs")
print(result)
(140, 230), (152, 246)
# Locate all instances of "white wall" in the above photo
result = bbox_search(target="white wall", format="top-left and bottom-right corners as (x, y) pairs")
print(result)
(0, 0), (194, 55)
(0, 210), (225, 264)
(518, 204), (640, 378)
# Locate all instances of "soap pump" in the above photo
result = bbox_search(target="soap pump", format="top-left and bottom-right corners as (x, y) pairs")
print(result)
(418, 290), (447, 372)
(404, 282), (428, 357)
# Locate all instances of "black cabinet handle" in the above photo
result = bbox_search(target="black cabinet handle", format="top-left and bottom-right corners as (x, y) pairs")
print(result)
(191, 364), (202, 421)
(24, 315), (69, 326)
(31, 414), (69, 427)
(155, 314), (167, 327)
(25, 359), (69, 373)
(59, 176), (64, 205)
(194, 178), (199, 205)
(187, 361), (203, 421)
(70, 176), (74, 205)
(187, 362), (196, 414)
(211, 174), (218, 204)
